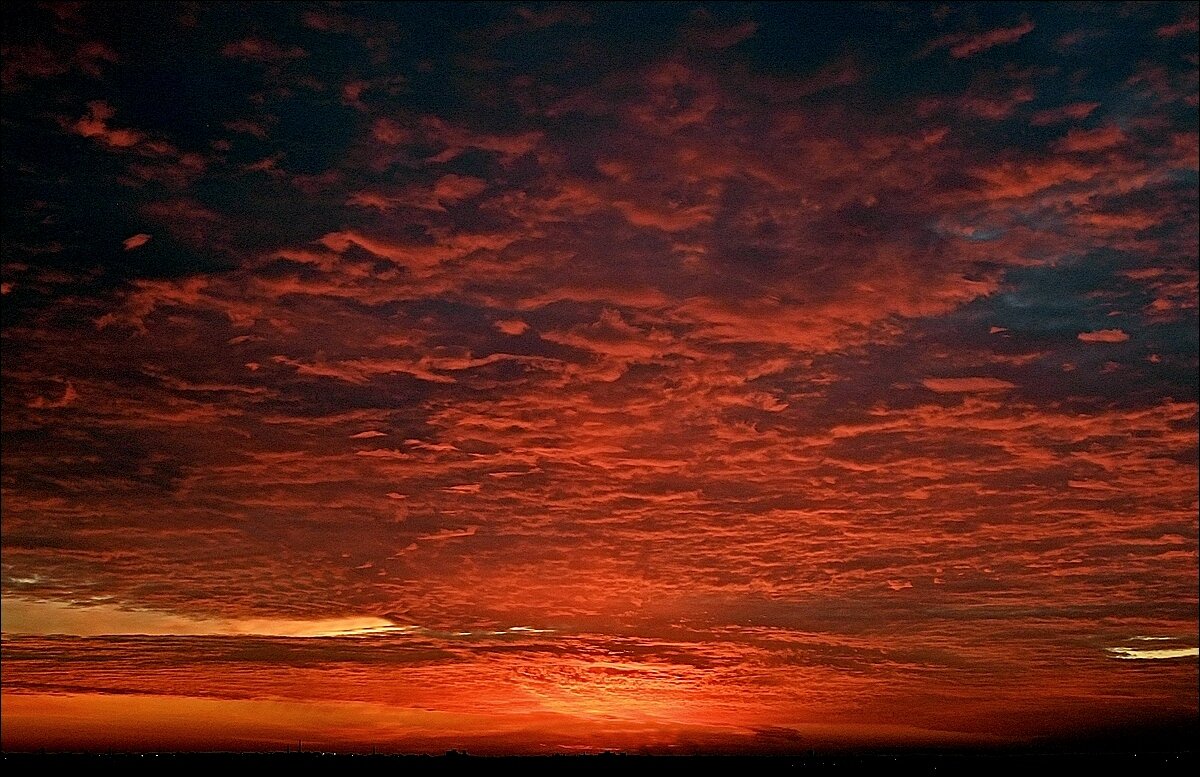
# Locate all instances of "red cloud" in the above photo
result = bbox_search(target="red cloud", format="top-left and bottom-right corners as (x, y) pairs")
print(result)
(71, 101), (142, 147)
(371, 117), (413, 145)
(432, 174), (488, 206)
(1029, 101), (1100, 126)
(684, 18), (759, 50)
(221, 37), (308, 62)
(950, 19), (1035, 58)
(28, 382), (79, 409)
(921, 377), (1017, 393)
(1156, 16), (1199, 39)
(923, 19), (1035, 59)
(122, 233), (152, 251)
(1055, 126), (1125, 153)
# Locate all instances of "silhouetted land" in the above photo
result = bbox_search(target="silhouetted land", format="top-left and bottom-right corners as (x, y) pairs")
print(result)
(2, 750), (1195, 776)
(4, 720), (1196, 774)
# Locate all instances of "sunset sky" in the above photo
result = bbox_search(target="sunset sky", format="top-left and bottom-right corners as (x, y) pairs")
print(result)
(2, 1), (1197, 754)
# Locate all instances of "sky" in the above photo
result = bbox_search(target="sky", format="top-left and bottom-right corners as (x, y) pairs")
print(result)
(1, 0), (1197, 754)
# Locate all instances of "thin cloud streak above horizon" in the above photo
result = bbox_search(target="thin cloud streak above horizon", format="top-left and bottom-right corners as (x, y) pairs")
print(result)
(0, 598), (404, 638)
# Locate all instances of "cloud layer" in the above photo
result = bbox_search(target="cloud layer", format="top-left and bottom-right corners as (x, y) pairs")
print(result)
(2, 1), (1196, 753)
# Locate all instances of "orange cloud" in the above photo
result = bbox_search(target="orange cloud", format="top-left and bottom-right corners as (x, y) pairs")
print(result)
(1077, 329), (1130, 343)
(496, 319), (530, 335)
